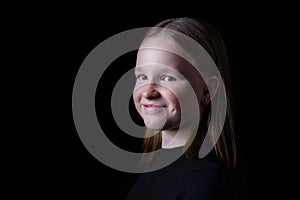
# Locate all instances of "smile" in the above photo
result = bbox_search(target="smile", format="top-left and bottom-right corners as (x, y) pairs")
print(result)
(142, 104), (167, 112)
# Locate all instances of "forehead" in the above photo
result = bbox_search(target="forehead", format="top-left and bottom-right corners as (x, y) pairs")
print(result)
(136, 48), (192, 73)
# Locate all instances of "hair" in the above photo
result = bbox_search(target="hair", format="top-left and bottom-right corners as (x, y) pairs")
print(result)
(140, 17), (237, 169)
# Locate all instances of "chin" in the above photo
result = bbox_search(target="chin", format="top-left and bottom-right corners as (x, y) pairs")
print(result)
(141, 112), (168, 130)
(145, 122), (164, 131)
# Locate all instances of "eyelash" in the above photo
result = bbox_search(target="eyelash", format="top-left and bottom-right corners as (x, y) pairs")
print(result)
(161, 76), (176, 82)
(136, 74), (176, 82)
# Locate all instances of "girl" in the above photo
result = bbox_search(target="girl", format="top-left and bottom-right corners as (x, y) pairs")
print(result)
(127, 17), (236, 200)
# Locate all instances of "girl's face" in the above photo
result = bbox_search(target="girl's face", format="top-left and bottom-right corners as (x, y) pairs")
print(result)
(133, 45), (206, 131)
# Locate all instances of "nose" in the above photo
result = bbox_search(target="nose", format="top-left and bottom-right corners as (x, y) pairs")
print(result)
(142, 84), (161, 99)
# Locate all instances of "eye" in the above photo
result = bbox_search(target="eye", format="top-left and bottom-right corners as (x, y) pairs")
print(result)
(162, 76), (176, 82)
(137, 74), (148, 81)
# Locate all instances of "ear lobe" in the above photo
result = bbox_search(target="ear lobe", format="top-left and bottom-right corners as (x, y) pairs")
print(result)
(204, 76), (220, 103)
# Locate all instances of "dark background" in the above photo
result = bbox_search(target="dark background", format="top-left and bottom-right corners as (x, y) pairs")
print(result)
(7, 1), (296, 199)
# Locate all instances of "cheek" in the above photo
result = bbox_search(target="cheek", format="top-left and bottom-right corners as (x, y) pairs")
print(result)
(189, 77), (206, 102)
(164, 85), (193, 112)
(170, 96), (180, 108)
(163, 90), (180, 109)
(132, 88), (141, 107)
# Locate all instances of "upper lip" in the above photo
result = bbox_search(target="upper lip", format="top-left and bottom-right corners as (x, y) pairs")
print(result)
(141, 103), (167, 107)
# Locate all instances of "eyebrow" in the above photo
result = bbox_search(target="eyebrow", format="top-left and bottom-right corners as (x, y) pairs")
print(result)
(135, 65), (180, 74)
(135, 66), (144, 71)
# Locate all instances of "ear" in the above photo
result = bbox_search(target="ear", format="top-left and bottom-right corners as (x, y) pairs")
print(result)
(204, 76), (220, 104)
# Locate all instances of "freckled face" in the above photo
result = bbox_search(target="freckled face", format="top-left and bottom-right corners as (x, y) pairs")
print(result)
(133, 48), (204, 131)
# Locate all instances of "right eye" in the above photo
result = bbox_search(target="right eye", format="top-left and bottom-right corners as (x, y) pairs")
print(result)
(137, 74), (148, 81)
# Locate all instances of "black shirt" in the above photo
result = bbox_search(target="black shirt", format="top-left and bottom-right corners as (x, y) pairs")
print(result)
(126, 147), (232, 200)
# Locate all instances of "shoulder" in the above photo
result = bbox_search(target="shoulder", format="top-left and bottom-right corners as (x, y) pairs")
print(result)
(126, 156), (233, 200)
(178, 158), (233, 199)
(175, 155), (226, 176)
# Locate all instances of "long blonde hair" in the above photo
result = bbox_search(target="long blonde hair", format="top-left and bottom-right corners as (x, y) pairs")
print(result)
(141, 17), (236, 169)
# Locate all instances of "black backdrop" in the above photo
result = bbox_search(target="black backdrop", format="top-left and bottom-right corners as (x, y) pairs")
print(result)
(65, 4), (251, 198)
(9, 1), (296, 199)
(53, 2), (253, 199)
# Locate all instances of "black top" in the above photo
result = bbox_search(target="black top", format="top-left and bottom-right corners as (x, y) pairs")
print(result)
(126, 147), (232, 200)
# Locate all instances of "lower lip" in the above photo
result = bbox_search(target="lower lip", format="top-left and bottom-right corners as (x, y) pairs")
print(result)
(142, 105), (166, 112)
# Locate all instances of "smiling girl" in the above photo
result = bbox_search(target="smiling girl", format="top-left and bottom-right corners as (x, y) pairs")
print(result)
(127, 17), (236, 200)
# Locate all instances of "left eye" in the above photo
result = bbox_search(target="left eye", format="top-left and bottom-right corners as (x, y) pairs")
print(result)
(162, 76), (176, 82)
(138, 74), (148, 81)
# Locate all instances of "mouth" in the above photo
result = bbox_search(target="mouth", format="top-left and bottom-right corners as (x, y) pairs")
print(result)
(142, 104), (167, 111)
